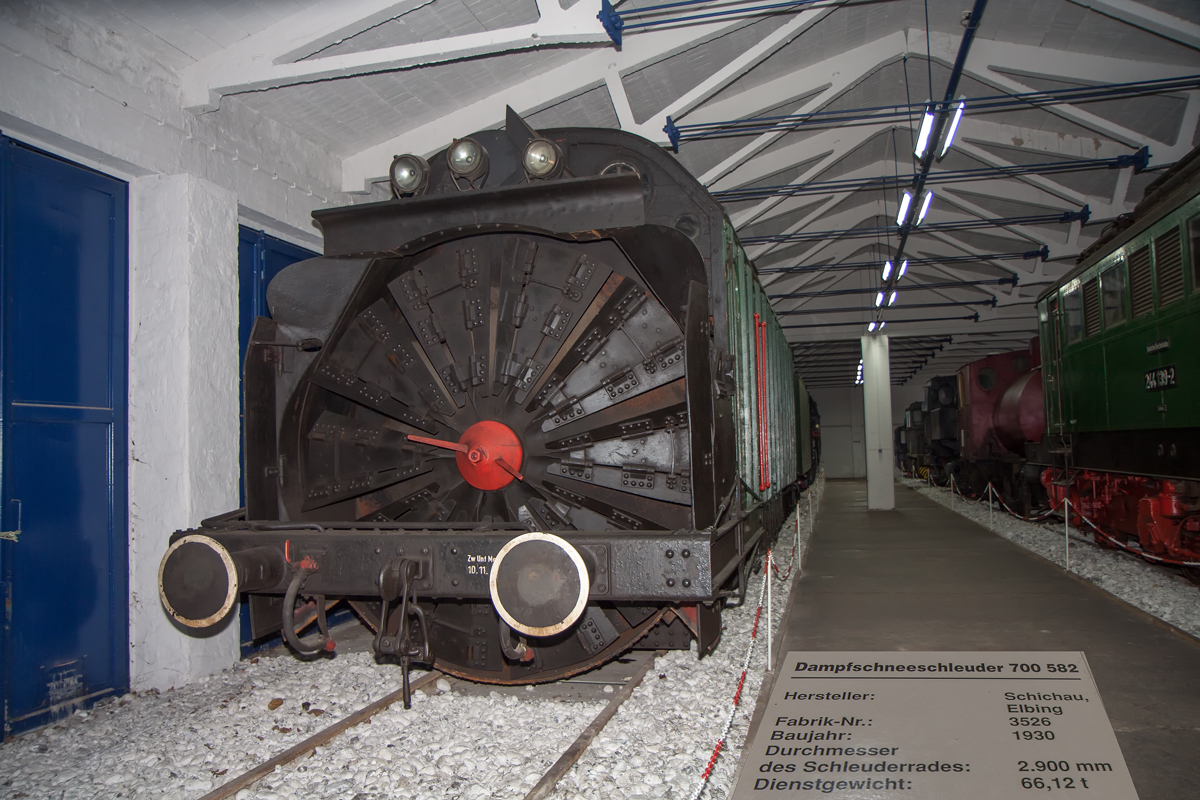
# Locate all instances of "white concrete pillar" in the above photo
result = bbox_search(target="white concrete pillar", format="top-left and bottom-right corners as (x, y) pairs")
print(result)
(128, 174), (241, 691)
(861, 334), (895, 510)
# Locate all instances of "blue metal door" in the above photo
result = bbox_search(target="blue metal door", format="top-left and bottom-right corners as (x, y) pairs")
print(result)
(238, 228), (317, 366)
(237, 227), (315, 652)
(237, 227), (317, 499)
(0, 138), (128, 739)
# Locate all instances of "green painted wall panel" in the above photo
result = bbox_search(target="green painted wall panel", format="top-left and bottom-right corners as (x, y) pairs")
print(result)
(1041, 188), (1200, 435)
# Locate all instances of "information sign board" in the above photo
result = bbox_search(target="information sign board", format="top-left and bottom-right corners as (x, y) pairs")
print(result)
(731, 651), (1138, 799)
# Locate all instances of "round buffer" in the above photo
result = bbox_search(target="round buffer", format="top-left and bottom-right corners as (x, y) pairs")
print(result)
(489, 532), (590, 637)
(158, 534), (240, 628)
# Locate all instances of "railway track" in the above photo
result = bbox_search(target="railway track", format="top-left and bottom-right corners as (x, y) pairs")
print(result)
(198, 654), (665, 800)
(201, 498), (818, 800)
(193, 518), (811, 799)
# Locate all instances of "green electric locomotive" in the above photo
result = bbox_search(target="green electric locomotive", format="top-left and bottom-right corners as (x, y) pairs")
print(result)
(1036, 146), (1200, 565)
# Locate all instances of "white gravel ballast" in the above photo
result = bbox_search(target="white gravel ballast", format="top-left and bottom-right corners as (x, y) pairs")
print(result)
(0, 477), (824, 800)
(545, 476), (824, 800)
(900, 477), (1200, 640)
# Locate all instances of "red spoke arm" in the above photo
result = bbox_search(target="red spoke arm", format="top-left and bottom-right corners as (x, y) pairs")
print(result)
(406, 434), (469, 453)
(495, 458), (525, 482)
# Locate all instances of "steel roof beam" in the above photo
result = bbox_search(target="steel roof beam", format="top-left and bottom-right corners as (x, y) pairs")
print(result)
(182, 0), (610, 113)
(698, 33), (907, 187)
(711, 30), (1187, 198)
(760, 250), (1046, 275)
(718, 152), (1143, 205)
(676, 75), (1200, 142)
(783, 313), (980, 330)
(1067, 0), (1200, 50)
(971, 38), (1199, 162)
(339, 2), (839, 190)
(780, 299), (994, 315)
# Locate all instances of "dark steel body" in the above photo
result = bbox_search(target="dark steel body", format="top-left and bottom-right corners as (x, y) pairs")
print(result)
(174, 523), (724, 601)
(164, 110), (791, 684)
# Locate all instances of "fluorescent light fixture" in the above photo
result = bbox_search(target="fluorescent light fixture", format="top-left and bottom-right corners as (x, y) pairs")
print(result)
(881, 261), (893, 281)
(888, 290), (898, 306)
(914, 105), (935, 158)
(875, 291), (885, 307)
(897, 191), (913, 226)
(868, 321), (878, 332)
(879, 321), (887, 330)
(898, 260), (908, 279)
(916, 190), (934, 225)
(939, 97), (966, 157)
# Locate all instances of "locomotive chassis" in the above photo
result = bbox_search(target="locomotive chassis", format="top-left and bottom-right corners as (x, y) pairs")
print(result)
(160, 109), (799, 689)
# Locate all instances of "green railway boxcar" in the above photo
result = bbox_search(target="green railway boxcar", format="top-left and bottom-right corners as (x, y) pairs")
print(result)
(794, 375), (812, 480)
(1037, 147), (1200, 481)
(723, 218), (800, 513)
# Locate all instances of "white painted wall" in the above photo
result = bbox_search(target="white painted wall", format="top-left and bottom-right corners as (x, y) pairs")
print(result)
(861, 335), (894, 509)
(0, 5), (382, 689)
(810, 379), (923, 482)
(0, 5), (384, 245)
(129, 175), (240, 690)
(809, 387), (866, 479)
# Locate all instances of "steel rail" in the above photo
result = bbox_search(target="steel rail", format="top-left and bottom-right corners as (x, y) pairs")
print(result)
(200, 649), (667, 800)
(523, 651), (667, 800)
(198, 670), (444, 800)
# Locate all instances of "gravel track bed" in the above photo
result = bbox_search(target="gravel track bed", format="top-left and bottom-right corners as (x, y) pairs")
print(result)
(0, 652), (430, 799)
(900, 478), (1200, 639)
(545, 475), (825, 800)
(0, 476), (824, 800)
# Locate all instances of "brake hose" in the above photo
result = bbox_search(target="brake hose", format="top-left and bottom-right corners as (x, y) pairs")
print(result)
(281, 568), (333, 655)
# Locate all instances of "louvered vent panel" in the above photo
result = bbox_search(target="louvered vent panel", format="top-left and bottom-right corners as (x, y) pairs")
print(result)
(1129, 245), (1154, 317)
(1154, 227), (1184, 306)
(1083, 277), (1101, 336)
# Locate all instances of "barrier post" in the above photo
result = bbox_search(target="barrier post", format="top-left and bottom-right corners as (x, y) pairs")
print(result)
(766, 549), (773, 667)
(988, 484), (994, 526)
(796, 505), (801, 563)
(1064, 498), (1070, 572)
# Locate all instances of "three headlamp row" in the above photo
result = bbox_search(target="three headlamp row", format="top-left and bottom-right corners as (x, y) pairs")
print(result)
(389, 136), (564, 196)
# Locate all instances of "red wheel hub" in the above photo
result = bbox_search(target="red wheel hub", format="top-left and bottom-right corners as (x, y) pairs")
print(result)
(456, 421), (524, 490)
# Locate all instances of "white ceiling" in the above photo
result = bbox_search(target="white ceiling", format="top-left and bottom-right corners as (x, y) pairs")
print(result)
(67, 0), (1200, 387)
